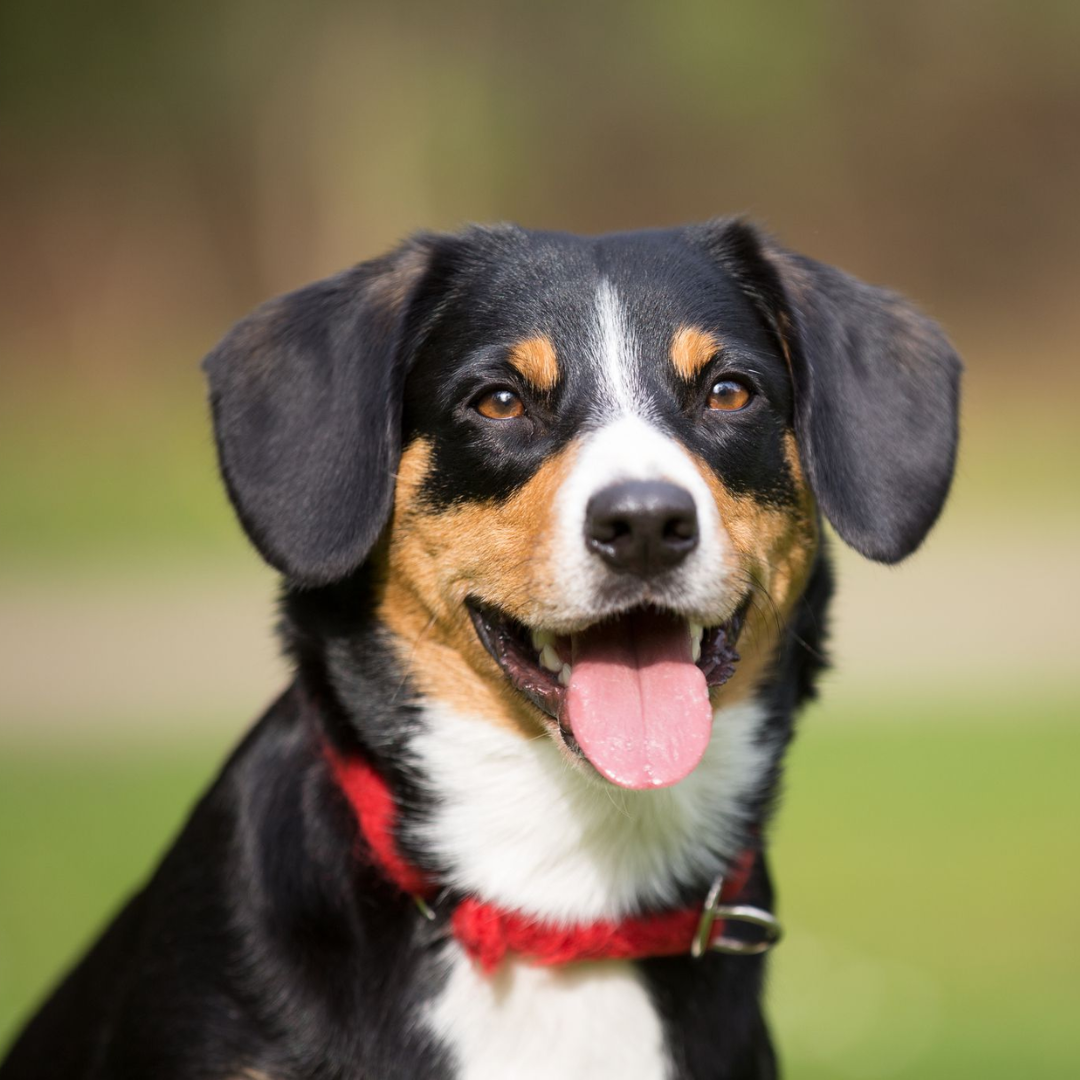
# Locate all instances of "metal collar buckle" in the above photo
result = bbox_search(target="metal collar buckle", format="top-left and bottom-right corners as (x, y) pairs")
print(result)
(691, 874), (783, 958)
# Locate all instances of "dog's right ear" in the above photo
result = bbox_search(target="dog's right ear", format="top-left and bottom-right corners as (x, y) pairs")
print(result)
(202, 236), (440, 585)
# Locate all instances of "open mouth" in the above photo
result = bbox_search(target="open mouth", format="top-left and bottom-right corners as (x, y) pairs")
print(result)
(467, 599), (747, 790)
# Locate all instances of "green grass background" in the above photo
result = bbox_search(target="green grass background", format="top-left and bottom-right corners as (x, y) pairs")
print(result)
(2, 695), (1077, 1076)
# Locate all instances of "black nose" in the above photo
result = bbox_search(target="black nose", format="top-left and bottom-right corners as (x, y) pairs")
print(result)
(585, 480), (699, 576)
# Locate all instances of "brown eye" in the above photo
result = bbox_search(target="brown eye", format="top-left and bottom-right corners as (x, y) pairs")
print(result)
(706, 378), (752, 412)
(476, 388), (525, 420)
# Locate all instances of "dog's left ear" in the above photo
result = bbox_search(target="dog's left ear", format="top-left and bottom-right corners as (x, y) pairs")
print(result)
(698, 219), (962, 563)
(203, 235), (442, 585)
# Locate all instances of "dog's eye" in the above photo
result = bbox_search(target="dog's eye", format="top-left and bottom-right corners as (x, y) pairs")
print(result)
(706, 378), (752, 412)
(475, 388), (525, 420)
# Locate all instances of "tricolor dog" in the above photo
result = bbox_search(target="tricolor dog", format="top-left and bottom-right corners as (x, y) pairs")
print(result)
(1, 220), (961, 1079)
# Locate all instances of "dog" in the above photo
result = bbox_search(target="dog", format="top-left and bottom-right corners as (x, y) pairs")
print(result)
(1, 218), (960, 1080)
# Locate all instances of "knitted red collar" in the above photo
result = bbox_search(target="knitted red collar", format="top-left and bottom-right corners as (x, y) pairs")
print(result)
(324, 742), (781, 972)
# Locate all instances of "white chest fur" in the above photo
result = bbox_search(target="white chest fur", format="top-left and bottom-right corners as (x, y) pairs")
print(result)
(408, 699), (773, 1076)
(427, 948), (669, 1080)
(406, 699), (772, 923)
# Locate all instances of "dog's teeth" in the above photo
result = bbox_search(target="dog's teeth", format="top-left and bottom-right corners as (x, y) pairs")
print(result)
(540, 644), (562, 673)
(689, 622), (703, 663)
(532, 629), (555, 651)
(558, 663), (572, 686)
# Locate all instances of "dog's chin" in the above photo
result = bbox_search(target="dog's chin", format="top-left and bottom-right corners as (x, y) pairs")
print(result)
(467, 597), (748, 789)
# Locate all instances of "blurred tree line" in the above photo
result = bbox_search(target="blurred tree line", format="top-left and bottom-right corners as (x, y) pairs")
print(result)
(1, 0), (1078, 388)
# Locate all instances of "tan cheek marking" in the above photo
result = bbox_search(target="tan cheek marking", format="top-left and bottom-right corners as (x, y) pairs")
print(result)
(671, 326), (722, 382)
(376, 438), (581, 736)
(690, 447), (819, 707)
(507, 335), (559, 391)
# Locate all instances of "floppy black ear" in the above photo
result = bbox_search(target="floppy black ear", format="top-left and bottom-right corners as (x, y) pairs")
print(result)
(202, 237), (439, 585)
(700, 220), (962, 563)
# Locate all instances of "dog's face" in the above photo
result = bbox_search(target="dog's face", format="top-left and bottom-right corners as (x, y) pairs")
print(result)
(380, 232), (818, 787)
(204, 221), (960, 789)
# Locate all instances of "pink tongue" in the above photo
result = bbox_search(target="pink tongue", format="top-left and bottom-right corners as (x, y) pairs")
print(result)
(564, 610), (713, 789)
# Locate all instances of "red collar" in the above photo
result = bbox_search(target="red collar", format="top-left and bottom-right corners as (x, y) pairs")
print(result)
(324, 742), (778, 972)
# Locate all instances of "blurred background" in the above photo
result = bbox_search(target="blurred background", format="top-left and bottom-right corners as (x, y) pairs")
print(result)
(1, 1), (1077, 1074)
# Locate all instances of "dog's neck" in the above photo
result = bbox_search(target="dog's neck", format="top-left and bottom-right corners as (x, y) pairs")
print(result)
(309, 648), (774, 924)
(399, 696), (774, 924)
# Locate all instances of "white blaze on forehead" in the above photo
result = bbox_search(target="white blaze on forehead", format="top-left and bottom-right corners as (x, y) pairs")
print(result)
(592, 279), (644, 417)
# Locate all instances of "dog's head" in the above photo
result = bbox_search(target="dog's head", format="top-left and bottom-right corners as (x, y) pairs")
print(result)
(204, 221), (960, 789)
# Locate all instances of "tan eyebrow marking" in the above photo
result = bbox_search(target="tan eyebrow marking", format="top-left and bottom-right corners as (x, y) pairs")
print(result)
(671, 326), (723, 381)
(507, 336), (560, 391)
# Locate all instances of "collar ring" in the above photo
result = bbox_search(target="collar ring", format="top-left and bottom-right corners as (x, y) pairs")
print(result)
(692, 874), (783, 958)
